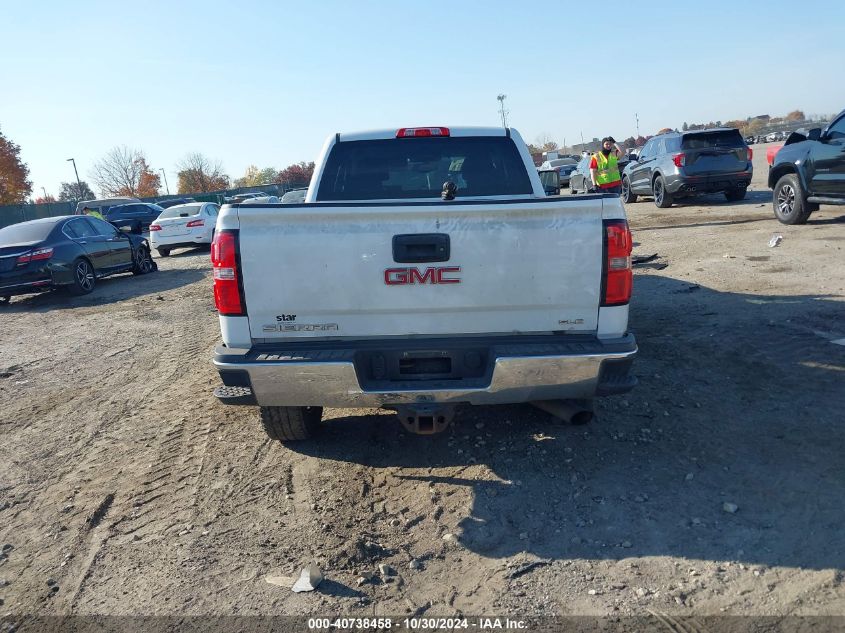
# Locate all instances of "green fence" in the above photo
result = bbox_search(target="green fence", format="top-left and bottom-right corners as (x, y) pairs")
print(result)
(0, 202), (76, 229)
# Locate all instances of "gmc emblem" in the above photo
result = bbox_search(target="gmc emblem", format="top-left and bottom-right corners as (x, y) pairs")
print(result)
(384, 266), (461, 285)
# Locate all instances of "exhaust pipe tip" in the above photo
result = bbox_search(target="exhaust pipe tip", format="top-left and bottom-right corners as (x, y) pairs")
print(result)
(531, 399), (595, 425)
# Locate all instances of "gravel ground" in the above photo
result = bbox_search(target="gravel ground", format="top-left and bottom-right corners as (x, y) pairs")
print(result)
(1, 144), (843, 622)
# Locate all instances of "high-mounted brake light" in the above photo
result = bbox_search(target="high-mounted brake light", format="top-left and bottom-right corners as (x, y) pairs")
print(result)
(186, 219), (204, 228)
(396, 127), (450, 138)
(672, 153), (686, 168)
(602, 220), (633, 306)
(16, 247), (54, 266)
(149, 224), (162, 231)
(211, 230), (245, 316)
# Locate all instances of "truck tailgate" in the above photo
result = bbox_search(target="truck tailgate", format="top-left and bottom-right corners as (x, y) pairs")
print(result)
(237, 198), (604, 341)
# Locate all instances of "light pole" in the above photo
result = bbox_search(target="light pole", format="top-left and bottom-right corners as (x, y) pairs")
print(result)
(66, 158), (83, 199)
(635, 113), (640, 138)
(41, 187), (48, 199)
(497, 94), (509, 128)
(159, 168), (170, 195)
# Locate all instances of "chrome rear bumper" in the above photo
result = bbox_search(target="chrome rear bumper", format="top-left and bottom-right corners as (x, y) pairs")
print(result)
(213, 334), (637, 408)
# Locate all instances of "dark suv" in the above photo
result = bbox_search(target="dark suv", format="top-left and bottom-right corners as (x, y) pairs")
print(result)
(621, 129), (753, 207)
(104, 203), (165, 234)
(768, 108), (845, 224)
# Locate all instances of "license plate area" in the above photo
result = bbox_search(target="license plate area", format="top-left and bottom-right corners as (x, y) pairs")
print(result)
(356, 346), (489, 385)
(399, 355), (451, 375)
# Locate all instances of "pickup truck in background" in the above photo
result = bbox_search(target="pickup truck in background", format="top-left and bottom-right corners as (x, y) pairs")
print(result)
(769, 109), (845, 224)
(211, 126), (637, 442)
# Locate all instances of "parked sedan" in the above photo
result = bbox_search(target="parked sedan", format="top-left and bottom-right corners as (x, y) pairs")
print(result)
(225, 192), (267, 203)
(148, 202), (219, 257)
(281, 188), (308, 203)
(568, 156), (593, 194)
(556, 163), (578, 186)
(104, 202), (166, 234)
(0, 216), (156, 304)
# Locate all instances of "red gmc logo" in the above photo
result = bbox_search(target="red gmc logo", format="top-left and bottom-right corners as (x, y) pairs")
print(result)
(384, 266), (461, 285)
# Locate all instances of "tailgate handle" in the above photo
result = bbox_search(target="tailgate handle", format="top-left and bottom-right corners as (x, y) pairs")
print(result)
(392, 233), (450, 263)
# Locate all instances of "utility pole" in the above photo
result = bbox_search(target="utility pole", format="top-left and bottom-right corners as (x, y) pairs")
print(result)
(159, 168), (170, 195)
(41, 187), (48, 199)
(580, 131), (585, 149)
(497, 94), (509, 128)
(66, 158), (83, 200)
(635, 113), (640, 138)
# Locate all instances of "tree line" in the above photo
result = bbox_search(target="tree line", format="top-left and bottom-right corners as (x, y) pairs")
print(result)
(0, 129), (315, 205)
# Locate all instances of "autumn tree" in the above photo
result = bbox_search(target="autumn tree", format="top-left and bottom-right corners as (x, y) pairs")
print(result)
(176, 153), (230, 194)
(90, 146), (159, 197)
(0, 127), (33, 204)
(136, 160), (161, 197)
(233, 165), (277, 188)
(35, 194), (57, 204)
(786, 110), (805, 122)
(275, 161), (315, 186)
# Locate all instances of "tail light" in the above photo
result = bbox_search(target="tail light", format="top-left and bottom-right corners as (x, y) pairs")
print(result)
(602, 220), (633, 306)
(672, 153), (686, 168)
(186, 219), (204, 228)
(211, 230), (245, 316)
(396, 127), (450, 138)
(149, 224), (162, 231)
(16, 247), (54, 266)
(747, 147), (753, 161)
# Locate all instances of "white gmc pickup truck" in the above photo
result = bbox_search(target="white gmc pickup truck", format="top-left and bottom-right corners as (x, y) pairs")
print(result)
(211, 126), (636, 441)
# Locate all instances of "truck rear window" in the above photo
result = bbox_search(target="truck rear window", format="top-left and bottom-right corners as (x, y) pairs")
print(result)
(316, 137), (533, 201)
(681, 130), (745, 150)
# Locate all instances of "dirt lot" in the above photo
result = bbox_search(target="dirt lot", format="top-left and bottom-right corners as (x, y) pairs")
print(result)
(1, 144), (844, 623)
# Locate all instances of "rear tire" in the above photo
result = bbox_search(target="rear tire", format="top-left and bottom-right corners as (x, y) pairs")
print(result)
(773, 174), (811, 225)
(157, 248), (171, 257)
(67, 258), (96, 295)
(653, 175), (674, 208)
(259, 406), (324, 442)
(725, 187), (747, 202)
(621, 176), (637, 203)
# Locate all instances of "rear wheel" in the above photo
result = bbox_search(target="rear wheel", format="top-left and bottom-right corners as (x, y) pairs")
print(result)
(773, 174), (812, 224)
(67, 258), (96, 295)
(259, 406), (324, 442)
(621, 176), (637, 203)
(157, 248), (171, 257)
(725, 187), (747, 202)
(653, 175), (674, 208)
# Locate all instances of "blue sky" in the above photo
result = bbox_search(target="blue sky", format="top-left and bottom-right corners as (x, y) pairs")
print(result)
(3, 0), (844, 198)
